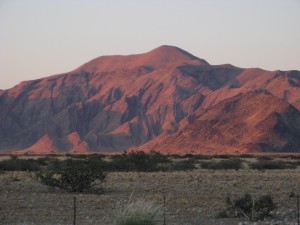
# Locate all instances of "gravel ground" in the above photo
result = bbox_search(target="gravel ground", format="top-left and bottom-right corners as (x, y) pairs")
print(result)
(0, 167), (299, 225)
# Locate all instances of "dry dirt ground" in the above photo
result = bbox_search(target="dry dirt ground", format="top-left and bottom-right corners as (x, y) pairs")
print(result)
(0, 157), (300, 225)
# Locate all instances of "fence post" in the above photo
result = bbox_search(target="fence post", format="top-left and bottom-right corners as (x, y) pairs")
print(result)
(290, 192), (300, 225)
(163, 195), (166, 225)
(297, 195), (299, 225)
(73, 196), (77, 225)
(251, 194), (255, 221)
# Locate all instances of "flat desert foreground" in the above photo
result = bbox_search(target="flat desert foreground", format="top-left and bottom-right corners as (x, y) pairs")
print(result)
(1, 160), (299, 225)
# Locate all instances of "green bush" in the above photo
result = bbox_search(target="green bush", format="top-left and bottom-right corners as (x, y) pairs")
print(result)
(108, 151), (198, 172)
(183, 154), (194, 158)
(38, 159), (106, 192)
(65, 153), (88, 159)
(290, 155), (300, 160)
(289, 160), (300, 166)
(257, 156), (273, 161)
(168, 159), (196, 171)
(35, 157), (50, 166)
(201, 158), (243, 170)
(114, 198), (162, 225)
(250, 160), (297, 170)
(10, 155), (18, 159)
(220, 193), (276, 221)
(212, 154), (230, 159)
(239, 154), (255, 158)
(255, 195), (277, 220)
(0, 158), (43, 171)
(194, 155), (212, 160)
(87, 154), (106, 160)
(168, 154), (181, 159)
(110, 151), (169, 172)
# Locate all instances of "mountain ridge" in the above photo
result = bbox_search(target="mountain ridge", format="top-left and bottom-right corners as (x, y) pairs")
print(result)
(136, 91), (300, 153)
(1, 45), (300, 154)
(77, 45), (209, 72)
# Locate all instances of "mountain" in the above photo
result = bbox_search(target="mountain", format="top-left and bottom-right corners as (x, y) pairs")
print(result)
(1, 45), (300, 153)
(138, 91), (300, 153)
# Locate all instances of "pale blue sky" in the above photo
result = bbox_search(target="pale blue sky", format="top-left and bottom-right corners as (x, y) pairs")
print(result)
(0, 0), (299, 89)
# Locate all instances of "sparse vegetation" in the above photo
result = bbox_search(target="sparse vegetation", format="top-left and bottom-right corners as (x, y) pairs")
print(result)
(0, 153), (299, 224)
(201, 158), (243, 170)
(212, 154), (230, 159)
(239, 154), (255, 158)
(113, 198), (163, 225)
(65, 153), (89, 159)
(219, 193), (276, 221)
(250, 160), (297, 170)
(290, 155), (300, 159)
(194, 155), (212, 160)
(1, 153), (299, 174)
(0, 158), (45, 172)
(183, 153), (194, 158)
(109, 151), (170, 172)
(257, 156), (273, 161)
(38, 159), (106, 192)
(168, 159), (196, 171)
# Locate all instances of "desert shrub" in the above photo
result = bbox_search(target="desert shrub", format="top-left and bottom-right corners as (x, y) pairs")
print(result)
(0, 158), (42, 171)
(183, 153), (194, 158)
(87, 154), (106, 160)
(194, 155), (212, 160)
(42, 157), (63, 170)
(288, 160), (300, 166)
(168, 159), (196, 171)
(168, 154), (181, 159)
(250, 160), (297, 170)
(254, 195), (277, 220)
(239, 154), (255, 158)
(167, 154), (197, 159)
(110, 151), (169, 172)
(212, 154), (230, 159)
(220, 193), (276, 221)
(201, 158), (243, 170)
(113, 198), (162, 225)
(38, 159), (106, 192)
(257, 156), (273, 161)
(110, 151), (150, 171)
(35, 157), (50, 166)
(65, 153), (88, 159)
(276, 155), (291, 159)
(45, 154), (61, 157)
(148, 150), (170, 164)
(229, 193), (252, 216)
(10, 155), (18, 159)
(45, 151), (194, 173)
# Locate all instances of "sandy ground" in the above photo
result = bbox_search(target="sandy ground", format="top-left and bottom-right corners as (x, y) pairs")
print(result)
(1, 162), (300, 225)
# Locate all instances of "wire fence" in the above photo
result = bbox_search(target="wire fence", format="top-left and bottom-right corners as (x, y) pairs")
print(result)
(0, 193), (299, 225)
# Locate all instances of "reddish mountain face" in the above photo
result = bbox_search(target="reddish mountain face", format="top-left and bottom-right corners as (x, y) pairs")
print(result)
(139, 91), (300, 153)
(1, 45), (300, 153)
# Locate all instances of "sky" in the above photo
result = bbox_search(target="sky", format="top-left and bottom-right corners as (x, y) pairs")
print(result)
(0, 0), (300, 90)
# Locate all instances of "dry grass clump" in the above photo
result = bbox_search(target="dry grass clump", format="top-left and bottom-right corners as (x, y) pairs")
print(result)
(113, 197), (163, 225)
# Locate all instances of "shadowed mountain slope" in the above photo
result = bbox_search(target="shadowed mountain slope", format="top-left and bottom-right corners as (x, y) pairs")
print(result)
(138, 91), (300, 153)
